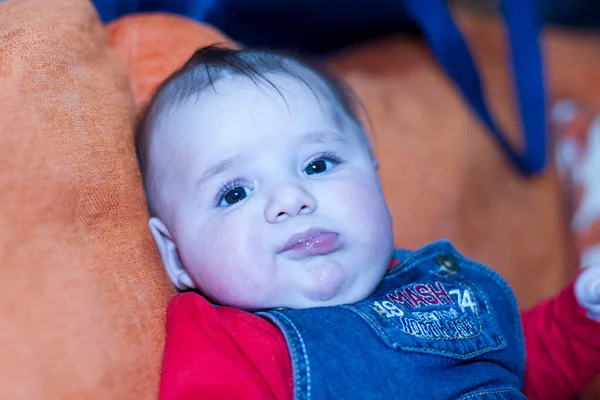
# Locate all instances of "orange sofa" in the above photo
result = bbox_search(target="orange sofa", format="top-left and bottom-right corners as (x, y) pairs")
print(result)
(1, 0), (599, 398)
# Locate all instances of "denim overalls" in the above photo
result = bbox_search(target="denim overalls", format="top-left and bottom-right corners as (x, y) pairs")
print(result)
(260, 240), (525, 399)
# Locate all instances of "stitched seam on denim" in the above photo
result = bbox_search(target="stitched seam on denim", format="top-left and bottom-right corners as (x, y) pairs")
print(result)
(396, 276), (485, 341)
(447, 246), (520, 324)
(457, 388), (520, 399)
(343, 304), (503, 358)
(356, 256), (507, 357)
(361, 241), (517, 359)
(272, 312), (312, 400)
(387, 239), (453, 275)
(449, 273), (507, 350)
(448, 247), (525, 374)
(261, 312), (309, 400)
(395, 268), (505, 356)
(399, 339), (504, 358)
(340, 305), (394, 344)
(389, 242), (515, 356)
(375, 275), (488, 342)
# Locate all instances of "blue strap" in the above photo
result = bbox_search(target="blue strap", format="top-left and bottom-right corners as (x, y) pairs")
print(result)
(403, 0), (547, 175)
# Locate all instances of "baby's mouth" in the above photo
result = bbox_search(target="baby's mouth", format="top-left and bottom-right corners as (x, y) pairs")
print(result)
(280, 229), (341, 260)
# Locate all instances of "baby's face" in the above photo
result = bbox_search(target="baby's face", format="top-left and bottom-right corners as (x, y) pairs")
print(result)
(150, 74), (393, 310)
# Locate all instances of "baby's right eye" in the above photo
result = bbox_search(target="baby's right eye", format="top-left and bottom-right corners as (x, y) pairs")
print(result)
(216, 181), (253, 207)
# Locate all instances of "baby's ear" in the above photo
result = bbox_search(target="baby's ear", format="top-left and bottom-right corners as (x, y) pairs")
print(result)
(148, 217), (195, 290)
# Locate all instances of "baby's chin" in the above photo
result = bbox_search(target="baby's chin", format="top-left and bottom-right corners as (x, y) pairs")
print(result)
(211, 264), (351, 311)
(305, 259), (347, 303)
(219, 256), (386, 311)
(285, 258), (381, 309)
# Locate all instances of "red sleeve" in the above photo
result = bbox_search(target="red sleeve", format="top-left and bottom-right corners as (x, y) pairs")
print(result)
(159, 293), (293, 400)
(521, 278), (600, 399)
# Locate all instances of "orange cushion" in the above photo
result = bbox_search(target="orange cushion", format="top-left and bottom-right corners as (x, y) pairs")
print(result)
(106, 13), (239, 109)
(106, 13), (568, 309)
(0, 0), (172, 398)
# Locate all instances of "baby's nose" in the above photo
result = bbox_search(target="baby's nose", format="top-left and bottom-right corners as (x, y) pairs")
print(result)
(264, 184), (317, 223)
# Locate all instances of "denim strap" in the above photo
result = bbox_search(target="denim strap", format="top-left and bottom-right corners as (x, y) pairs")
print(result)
(404, 0), (547, 175)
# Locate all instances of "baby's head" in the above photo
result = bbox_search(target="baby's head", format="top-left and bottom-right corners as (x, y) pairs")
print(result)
(136, 45), (393, 310)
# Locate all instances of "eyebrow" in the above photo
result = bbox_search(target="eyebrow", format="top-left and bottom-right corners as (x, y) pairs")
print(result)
(195, 154), (243, 193)
(195, 130), (347, 192)
(302, 130), (347, 145)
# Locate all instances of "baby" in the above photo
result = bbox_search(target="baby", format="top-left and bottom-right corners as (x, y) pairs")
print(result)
(136, 45), (600, 399)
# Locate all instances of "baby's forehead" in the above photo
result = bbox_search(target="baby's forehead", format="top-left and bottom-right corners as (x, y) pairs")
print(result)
(157, 71), (354, 139)
(202, 71), (348, 117)
(189, 79), (342, 135)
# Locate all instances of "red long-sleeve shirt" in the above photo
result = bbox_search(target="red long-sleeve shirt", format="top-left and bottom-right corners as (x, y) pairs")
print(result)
(160, 278), (600, 400)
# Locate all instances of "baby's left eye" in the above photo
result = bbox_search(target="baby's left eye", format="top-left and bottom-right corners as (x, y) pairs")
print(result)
(304, 156), (340, 176)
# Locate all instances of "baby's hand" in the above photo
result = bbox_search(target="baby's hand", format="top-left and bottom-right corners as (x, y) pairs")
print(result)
(575, 264), (600, 322)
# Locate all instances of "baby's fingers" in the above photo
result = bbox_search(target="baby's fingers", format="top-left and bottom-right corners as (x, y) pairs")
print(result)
(575, 264), (600, 321)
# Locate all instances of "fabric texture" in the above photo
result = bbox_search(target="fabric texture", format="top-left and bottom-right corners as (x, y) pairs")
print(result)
(0, 0), (172, 398)
(522, 272), (600, 399)
(106, 13), (238, 109)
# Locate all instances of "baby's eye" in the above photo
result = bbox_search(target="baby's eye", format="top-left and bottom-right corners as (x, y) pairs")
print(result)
(217, 184), (252, 207)
(304, 153), (342, 176)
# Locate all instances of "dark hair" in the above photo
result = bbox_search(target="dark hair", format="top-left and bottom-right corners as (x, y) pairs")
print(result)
(135, 44), (367, 215)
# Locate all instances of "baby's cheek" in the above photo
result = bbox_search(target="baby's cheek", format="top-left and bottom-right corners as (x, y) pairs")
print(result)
(189, 256), (255, 306)
(337, 179), (389, 218)
(335, 179), (393, 247)
(181, 225), (240, 298)
(196, 217), (274, 306)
